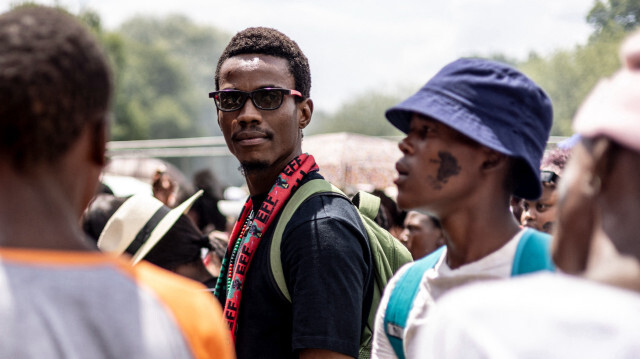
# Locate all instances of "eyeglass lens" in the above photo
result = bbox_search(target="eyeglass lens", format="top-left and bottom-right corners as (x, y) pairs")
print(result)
(216, 89), (284, 111)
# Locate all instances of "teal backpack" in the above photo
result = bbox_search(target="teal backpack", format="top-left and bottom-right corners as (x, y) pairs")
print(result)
(270, 179), (413, 359)
(383, 228), (556, 359)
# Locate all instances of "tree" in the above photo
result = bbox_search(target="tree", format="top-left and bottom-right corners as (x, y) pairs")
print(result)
(60, 12), (232, 141)
(514, 0), (635, 136)
(308, 90), (406, 137)
(518, 38), (621, 135)
(118, 15), (230, 138)
(587, 0), (640, 34)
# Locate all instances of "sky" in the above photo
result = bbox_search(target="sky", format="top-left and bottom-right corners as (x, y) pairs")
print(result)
(1, 0), (596, 113)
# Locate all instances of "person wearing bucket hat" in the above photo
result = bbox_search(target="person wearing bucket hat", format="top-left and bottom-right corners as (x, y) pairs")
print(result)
(0, 6), (233, 359)
(409, 65), (640, 359)
(372, 58), (555, 359)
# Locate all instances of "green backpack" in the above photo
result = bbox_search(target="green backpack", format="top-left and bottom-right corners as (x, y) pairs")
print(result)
(270, 179), (413, 359)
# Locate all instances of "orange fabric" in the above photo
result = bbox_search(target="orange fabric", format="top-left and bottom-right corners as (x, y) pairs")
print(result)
(0, 248), (235, 359)
(131, 261), (235, 359)
(0, 248), (116, 265)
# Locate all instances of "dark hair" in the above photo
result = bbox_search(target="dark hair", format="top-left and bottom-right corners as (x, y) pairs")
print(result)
(427, 214), (442, 229)
(541, 147), (571, 175)
(215, 27), (311, 99)
(504, 157), (528, 198)
(82, 194), (121, 242)
(372, 189), (406, 231)
(0, 6), (112, 170)
(145, 214), (211, 271)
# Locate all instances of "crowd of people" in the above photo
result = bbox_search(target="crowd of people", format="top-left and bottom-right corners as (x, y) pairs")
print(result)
(2, 4), (640, 359)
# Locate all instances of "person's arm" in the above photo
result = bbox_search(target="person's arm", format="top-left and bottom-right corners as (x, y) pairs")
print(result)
(282, 195), (370, 358)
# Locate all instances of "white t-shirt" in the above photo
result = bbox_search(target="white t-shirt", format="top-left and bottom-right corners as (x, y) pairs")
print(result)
(371, 228), (526, 359)
(417, 272), (640, 359)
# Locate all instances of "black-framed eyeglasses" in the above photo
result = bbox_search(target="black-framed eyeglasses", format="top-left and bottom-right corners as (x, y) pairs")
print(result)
(208, 88), (303, 112)
(540, 170), (560, 184)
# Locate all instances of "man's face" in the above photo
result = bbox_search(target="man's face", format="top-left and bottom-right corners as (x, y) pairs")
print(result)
(217, 54), (309, 174)
(394, 114), (484, 214)
(520, 184), (558, 233)
(400, 211), (444, 260)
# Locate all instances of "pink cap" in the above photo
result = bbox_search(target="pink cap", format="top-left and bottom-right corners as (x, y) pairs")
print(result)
(573, 69), (640, 154)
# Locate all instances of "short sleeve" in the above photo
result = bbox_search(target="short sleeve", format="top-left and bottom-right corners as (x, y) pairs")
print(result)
(281, 194), (371, 357)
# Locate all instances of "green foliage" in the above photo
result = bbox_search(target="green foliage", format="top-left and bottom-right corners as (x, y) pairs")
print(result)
(78, 8), (102, 33)
(587, 0), (640, 33)
(308, 91), (405, 137)
(116, 15), (230, 139)
(518, 37), (621, 135)
(96, 15), (230, 141)
(515, 0), (636, 136)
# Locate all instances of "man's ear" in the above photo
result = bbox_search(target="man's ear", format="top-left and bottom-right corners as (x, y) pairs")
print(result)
(480, 148), (507, 172)
(91, 120), (108, 167)
(590, 137), (617, 193)
(298, 98), (313, 129)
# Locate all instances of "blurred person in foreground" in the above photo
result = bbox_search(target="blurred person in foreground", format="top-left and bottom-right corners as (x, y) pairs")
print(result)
(211, 27), (371, 359)
(371, 58), (554, 359)
(0, 6), (232, 358)
(520, 147), (570, 234)
(416, 68), (640, 358)
(620, 28), (640, 71)
(400, 211), (445, 260)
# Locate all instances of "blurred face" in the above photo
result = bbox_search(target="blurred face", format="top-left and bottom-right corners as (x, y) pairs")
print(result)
(394, 114), (484, 214)
(521, 184), (558, 233)
(400, 211), (445, 260)
(217, 54), (310, 174)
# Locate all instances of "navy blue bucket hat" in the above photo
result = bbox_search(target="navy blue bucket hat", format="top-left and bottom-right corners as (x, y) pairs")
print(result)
(386, 58), (553, 200)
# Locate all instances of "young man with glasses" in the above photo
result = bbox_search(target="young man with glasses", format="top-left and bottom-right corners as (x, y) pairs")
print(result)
(211, 27), (372, 359)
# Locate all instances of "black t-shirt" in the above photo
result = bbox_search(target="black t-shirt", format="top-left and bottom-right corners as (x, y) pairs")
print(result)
(226, 173), (372, 359)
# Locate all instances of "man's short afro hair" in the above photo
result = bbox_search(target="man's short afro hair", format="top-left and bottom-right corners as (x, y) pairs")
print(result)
(215, 27), (311, 99)
(0, 6), (112, 170)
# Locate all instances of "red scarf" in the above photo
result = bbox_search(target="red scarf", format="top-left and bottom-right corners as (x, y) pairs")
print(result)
(214, 154), (318, 341)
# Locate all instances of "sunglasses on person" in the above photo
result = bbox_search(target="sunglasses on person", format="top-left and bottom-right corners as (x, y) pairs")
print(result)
(540, 170), (560, 184)
(208, 88), (303, 112)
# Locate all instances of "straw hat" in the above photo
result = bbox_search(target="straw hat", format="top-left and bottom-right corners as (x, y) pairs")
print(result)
(97, 190), (203, 265)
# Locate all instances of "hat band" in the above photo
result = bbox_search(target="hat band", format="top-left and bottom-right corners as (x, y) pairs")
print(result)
(126, 205), (172, 257)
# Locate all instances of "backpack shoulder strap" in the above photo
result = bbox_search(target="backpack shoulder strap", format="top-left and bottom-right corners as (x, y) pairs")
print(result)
(270, 179), (339, 302)
(511, 228), (555, 276)
(353, 191), (381, 220)
(384, 245), (445, 359)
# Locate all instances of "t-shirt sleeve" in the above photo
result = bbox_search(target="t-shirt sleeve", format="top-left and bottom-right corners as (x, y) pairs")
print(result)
(133, 262), (235, 359)
(281, 194), (371, 358)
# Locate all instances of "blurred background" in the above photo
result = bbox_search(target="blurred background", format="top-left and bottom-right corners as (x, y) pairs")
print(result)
(2, 0), (637, 198)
